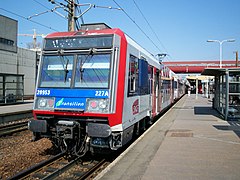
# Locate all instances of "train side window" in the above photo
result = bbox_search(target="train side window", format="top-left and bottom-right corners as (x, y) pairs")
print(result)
(138, 58), (149, 95)
(128, 55), (138, 96)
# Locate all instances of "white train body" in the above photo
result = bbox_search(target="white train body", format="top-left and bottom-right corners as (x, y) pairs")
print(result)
(29, 23), (184, 156)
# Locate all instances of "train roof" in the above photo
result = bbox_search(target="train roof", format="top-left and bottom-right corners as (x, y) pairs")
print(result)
(45, 23), (123, 38)
(45, 23), (163, 71)
(125, 35), (160, 69)
(45, 28), (123, 38)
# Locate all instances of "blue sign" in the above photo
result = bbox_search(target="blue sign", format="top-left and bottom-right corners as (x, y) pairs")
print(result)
(55, 97), (86, 110)
(36, 88), (109, 98)
(36, 88), (110, 110)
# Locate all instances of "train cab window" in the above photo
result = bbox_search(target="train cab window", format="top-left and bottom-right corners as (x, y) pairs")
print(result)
(39, 55), (74, 87)
(75, 54), (111, 88)
(128, 55), (138, 96)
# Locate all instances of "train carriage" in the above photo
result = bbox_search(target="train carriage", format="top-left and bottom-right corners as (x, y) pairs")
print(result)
(29, 23), (182, 156)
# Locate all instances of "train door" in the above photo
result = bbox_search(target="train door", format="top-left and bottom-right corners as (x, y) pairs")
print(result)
(151, 67), (156, 116)
(159, 73), (162, 112)
(155, 69), (160, 114)
(151, 68), (159, 116)
(148, 66), (153, 117)
(171, 77), (174, 103)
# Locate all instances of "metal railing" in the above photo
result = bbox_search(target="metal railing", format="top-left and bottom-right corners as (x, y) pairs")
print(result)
(0, 73), (24, 104)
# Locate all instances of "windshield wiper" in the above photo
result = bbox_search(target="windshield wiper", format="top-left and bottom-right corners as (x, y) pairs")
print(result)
(58, 50), (71, 83)
(64, 59), (69, 83)
(80, 48), (95, 80)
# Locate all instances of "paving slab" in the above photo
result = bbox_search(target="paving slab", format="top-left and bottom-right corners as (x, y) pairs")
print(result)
(96, 95), (240, 180)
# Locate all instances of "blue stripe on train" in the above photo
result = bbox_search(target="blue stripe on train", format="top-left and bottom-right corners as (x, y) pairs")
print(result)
(36, 88), (109, 98)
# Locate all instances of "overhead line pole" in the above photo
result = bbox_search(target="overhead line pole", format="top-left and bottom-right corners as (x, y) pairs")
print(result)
(68, 0), (76, 31)
(234, 51), (238, 67)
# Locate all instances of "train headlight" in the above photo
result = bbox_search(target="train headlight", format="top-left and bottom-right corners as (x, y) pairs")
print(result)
(39, 99), (47, 107)
(35, 97), (55, 110)
(99, 99), (107, 109)
(86, 98), (109, 113)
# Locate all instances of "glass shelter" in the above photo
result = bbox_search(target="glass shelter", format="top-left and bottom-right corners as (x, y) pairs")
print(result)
(0, 73), (24, 104)
(202, 68), (240, 120)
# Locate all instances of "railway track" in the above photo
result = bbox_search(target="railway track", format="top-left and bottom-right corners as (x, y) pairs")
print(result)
(0, 109), (33, 124)
(0, 121), (29, 137)
(9, 152), (108, 180)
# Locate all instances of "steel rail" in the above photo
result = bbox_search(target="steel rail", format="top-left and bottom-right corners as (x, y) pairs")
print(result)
(42, 156), (82, 180)
(78, 159), (107, 180)
(8, 152), (65, 180)
(9, 153), (107, 180)
(0, 121), (28, 137)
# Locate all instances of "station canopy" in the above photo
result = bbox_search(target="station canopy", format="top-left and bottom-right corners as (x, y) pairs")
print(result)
(186, 75), (214, 81)
(201, 68), (240, 76)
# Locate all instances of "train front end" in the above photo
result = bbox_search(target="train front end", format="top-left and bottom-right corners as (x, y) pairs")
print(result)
(29, 24), (127, 156)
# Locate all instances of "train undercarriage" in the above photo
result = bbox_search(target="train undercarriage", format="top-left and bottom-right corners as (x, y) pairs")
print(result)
(29, 115), (152, 157)
(29, 117), (145, 156)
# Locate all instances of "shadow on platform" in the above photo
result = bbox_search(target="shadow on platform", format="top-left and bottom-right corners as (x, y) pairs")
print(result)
(213, 121), (240, 138)
(194, 106), (221, 117)
(194, 107), (240, 138)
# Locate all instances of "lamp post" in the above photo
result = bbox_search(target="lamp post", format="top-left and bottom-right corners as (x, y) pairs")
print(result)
(207, 39), (235, 68)
(156, 53), (167, 63)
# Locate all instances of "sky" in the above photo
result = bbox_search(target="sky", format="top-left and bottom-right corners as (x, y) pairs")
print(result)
(0, 0), (240, 62)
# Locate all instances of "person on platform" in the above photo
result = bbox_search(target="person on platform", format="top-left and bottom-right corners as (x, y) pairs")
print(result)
(188, 87), (191, 96)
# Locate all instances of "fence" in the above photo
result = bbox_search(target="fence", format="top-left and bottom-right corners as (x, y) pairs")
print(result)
(0, 73), (24, 104)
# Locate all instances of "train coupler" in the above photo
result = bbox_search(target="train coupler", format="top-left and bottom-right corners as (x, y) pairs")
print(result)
(56, 120), (80, 139)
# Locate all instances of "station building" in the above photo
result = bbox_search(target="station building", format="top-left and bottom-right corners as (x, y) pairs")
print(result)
(0, 15), (37, 103)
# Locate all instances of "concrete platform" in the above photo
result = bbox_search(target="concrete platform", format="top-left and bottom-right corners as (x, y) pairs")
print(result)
(0, 101), (33, 123)
(96, 95), (240, 180)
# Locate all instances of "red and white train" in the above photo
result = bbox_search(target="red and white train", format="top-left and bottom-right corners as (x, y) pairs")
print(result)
(29, 23), (185, 156)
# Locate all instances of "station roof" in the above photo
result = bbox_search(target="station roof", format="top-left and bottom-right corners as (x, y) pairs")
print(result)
(201, 68), (240, 76)
(187, 75), (214, 80)
(163, 60), (239, 73)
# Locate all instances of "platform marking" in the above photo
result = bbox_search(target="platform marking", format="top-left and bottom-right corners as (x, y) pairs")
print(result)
(194, 135), (240, 145)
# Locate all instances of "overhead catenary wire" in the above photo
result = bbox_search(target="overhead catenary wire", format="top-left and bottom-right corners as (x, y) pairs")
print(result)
(34, 0), (80, 31)
(112, 0), (163, 53)
(112, 0), (166, 57)
(76, 0), (85, 24)
(48, 0), (83, 30)
(34, 0), (121, 31)
(0, 7), (59, 32)
(33, 0), (51, 10)
(132, 0), (171, 60)
(2, 0), (172, 59)
(33, 0), (67, 20)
